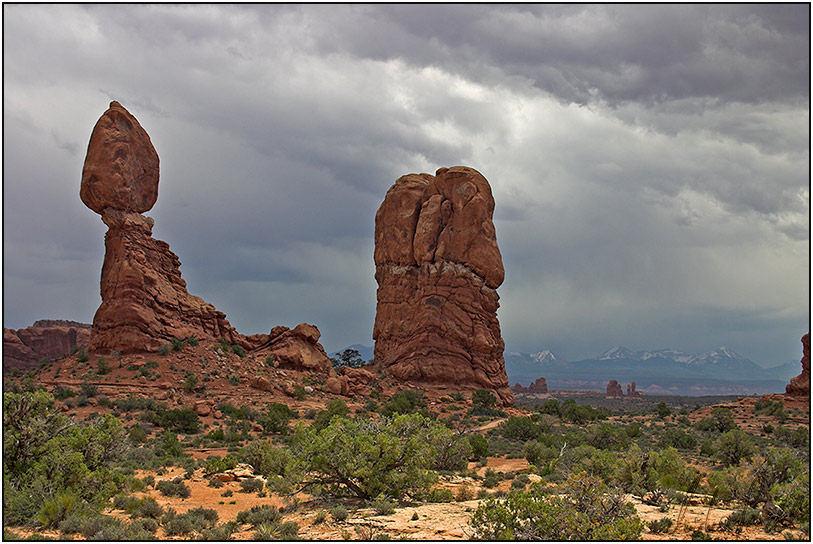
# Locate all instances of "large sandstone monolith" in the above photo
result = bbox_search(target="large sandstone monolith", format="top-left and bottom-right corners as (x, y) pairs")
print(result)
(373, 166), (513, 406)
(80, 102), (331, 371)
(606, 379), (623, 398)
(786, 333), (810, 397)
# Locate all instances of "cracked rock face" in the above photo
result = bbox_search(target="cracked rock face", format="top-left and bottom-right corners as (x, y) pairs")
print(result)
(373, 166), (513, 406)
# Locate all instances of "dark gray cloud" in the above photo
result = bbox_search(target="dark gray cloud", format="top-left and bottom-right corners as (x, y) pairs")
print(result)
(3, 4), (808, 368)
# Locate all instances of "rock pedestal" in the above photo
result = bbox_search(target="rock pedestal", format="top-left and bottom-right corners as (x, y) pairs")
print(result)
(80, 102), (331, 371)
(373, 166), (512, 406)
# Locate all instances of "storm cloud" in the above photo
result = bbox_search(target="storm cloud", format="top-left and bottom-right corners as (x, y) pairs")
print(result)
(3, 4), (809, 366)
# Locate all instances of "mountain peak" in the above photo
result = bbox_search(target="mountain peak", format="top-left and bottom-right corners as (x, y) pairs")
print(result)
(530, 350), (567, 364)
(599, 346), (634, 360)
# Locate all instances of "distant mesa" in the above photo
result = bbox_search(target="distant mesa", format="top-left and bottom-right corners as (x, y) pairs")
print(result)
(785, 333), (810, 398)
(3, 321), (91, 371)
(512, 377), (548, 395)
(373, 166), (513, 406)
(80, 101), (331, 372)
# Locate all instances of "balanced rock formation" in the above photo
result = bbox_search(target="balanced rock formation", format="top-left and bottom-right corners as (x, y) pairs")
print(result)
(786, 333), (810, 397)
(4, 321), (91, 370)
(606, 379), (624, 398)
(512, 377), (548, 395)
(373, 166), (512, 406)
(81, 102), (330, 371)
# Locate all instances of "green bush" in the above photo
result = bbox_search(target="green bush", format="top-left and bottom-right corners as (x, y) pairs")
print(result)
(716, 429), (756, 467)
(236, 504), (281, 527)
(470, 472), (642, 540)
(96, 357), (112, 375)
(292, 412), (443, 500)
(239, 478), (264, 493)
(659, 427), (698, 450)
(500, 416), (540, 441)
(232, 345), (247, 358)
(469, 434), (489, 459)
(647, 517), (673, 534)
(330, 505), (348, 522)
(426, 487), (455, 503)
(258, 402), (294, 434)
(380, 389), (426, 417)
(76, 349), (89, 363)
(311, 399), (351, 432)
(372, 494), (397, 514)
(156, 478), (191, 498)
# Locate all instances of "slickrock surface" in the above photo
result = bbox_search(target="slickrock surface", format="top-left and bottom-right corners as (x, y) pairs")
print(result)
(81, 102), (330, 371)
(786, 333), (810, 397)
(3, 323), (90, 370)
(373, 166), (512, 406)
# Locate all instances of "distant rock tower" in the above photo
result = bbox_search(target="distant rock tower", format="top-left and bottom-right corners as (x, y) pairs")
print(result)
(373, 167), (513, 406)
(786, 333), (810, 397)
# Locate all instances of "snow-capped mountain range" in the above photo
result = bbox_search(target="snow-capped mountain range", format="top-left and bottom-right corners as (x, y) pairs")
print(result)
(505, 345), (799, 395)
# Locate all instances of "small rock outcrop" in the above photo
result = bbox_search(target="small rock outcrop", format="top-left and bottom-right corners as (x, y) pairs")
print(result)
(3, 322), (91, 370)
(373, 167), (512, 406)
(786, 333), (810, 397)
(511, 377), (548, 394)
(606, 379), (623, 398)
(81, 102), (330, 371)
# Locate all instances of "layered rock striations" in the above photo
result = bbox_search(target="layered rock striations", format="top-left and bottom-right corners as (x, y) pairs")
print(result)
(373, 166), (513, 405)
(81, 102), (330, 371)
(786, 333), (810, 397)
(4, 322), (91, 370)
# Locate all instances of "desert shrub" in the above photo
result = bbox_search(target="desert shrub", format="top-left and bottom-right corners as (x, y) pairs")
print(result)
(655, 402), (671, 418)
(469, 434), (489, 459)
(723, 506), (762, 528)
(426, 487), (455, 503)
(767, 472), (809, 533)
(310, 399), (351, 432)
(202, 453), (239, 475)
(238, 440), (296, 482)
(330, 505), (348, 522)
(258, 402), (294, 435)
(158, 343), (171, 356)
(154, 430), (186, 459)
(76, 349), (89, 363)
(141, 474), (155, 488)
(52, 386), (77, 400)
(716, 429), (756, 466)
(292, 412), (445, 500)
(482, 468), (501, 488)
(586, 423), (630, 451)
(430, 425), (472, 472)
(469, 389), (506, 417)
(500, 416), (540, 441)
(208, 477), (224, 488)
(199, 521), (238, 540)
(96, 357), (111, 375)
(372, 494), (397, 514)
(523, 440), (557, 467)
(182, 372), (199, 393)
(156, 478), (191, 498)
(659, 427), (698, 450)
(470, 472), (642, 540)
(4, 391), (128, 526)
(231, 344), (247, 358)
(380, 389), (426, 417)
(537, 398), (561, 416)
(775, 426), (809, 449)
(239, 478), (264, 493)
(171, 338), (185, 352)
(648, 517), (673, 534)
(152, 406), (200, 434)
(36, 491), (80, 528)
(253, 520), (299, 540)
(79, 381), (98, 397)
(130, 497), (163, 519)
(560, 400), (608, 424)
(236, 504), (281, 527)
(753, 399), (786, 418)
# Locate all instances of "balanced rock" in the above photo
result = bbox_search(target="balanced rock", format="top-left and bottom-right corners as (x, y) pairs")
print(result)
(80, 101), (332, 373)
(81, 101), (159, 214)
(373, 166), (512, 406)
(786, 333), (810, 397)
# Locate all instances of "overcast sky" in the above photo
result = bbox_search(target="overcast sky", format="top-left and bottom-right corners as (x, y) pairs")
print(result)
(3, 4), (809, 366)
